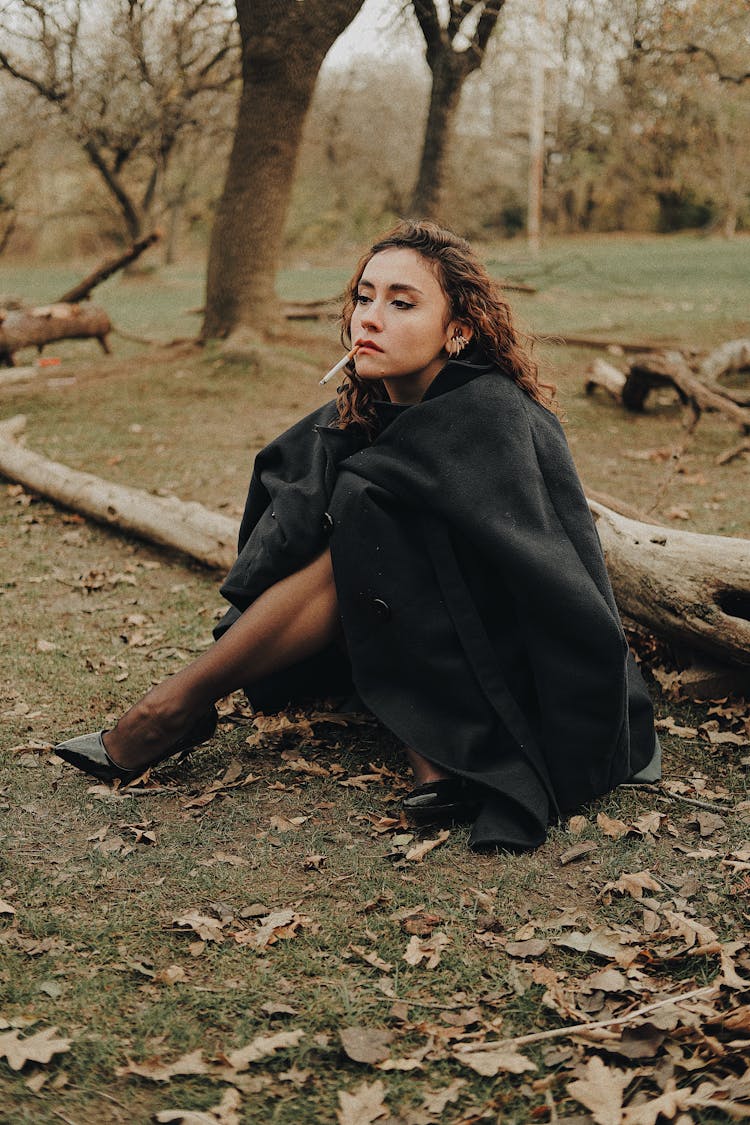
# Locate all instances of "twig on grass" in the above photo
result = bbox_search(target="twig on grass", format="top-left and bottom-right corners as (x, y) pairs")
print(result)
(657, 790), (736, 814)
(51, 1111), (80, 1125)
(112, 327), (199, 348)
(461, 984), (719, 1052)
(645, 411), (700, 517)
(69, 1086), (129, 1111)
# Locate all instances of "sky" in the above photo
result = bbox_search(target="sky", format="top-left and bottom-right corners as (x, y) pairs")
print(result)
(324, 0), (425, 70)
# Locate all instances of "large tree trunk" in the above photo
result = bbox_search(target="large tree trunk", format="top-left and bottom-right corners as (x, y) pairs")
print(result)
(0, 304), (111, 367)
(1, 415), (749, 668)
(202, 0), (365, 340)
(409, 1), (505, 220)
(409, 57), (463, 218)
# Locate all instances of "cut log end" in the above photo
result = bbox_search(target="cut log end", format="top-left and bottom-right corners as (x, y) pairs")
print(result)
(0, 304), (113, 367)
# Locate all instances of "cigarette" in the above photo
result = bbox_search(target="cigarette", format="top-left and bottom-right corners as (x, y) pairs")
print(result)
(319, 346), (358, 386)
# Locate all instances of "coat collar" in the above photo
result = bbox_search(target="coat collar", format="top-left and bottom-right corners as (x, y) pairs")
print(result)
(314, 346), (498, 457)
(420, 345), (495, 402)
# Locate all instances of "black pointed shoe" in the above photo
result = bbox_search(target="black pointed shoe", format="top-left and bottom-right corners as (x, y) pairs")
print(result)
(402, 777), (482, 827)
(54, 705), (218, 785)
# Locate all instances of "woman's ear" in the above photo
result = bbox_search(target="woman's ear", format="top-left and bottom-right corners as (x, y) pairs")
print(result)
(446, 321), (473, 356)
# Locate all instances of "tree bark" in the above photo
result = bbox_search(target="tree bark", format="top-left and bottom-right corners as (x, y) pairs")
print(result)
(0, 305), (111, 367)
(1, 415), (749, 667)
(202, 0), (365, 340)
(56, 233), (161, 304)
(626, 351), (750, 431)
(409, 1), (505, 219)
(584, 358), (626, 401)
(589, 500), (750, 667)
(410, 56), (464, 217)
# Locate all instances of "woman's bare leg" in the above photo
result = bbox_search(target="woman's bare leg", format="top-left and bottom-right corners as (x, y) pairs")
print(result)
(104, 550), (340, 770)
(405, 747), (449, 785)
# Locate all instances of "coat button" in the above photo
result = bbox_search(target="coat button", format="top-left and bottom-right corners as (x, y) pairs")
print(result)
(322, 511), (334, 534)
(370, 597), (391, 621)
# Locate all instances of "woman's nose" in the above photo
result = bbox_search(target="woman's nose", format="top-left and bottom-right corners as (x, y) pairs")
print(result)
(359, 302), (383, 330)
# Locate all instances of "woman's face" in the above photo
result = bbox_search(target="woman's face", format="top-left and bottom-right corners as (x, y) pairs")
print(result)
(350, 247), (466, 404)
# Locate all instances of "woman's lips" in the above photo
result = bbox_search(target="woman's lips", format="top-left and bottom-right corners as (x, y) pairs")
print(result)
(355, 339), (383, 354)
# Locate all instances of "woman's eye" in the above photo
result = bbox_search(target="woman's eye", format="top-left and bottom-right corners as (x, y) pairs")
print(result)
(392, 300), (414, 310)
(355, 294), (370, 305)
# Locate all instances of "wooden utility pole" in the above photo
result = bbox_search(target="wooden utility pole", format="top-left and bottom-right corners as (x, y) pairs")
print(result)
(527, 0), (546, 253)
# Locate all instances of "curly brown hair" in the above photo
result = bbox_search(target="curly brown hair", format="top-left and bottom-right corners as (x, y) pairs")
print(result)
(336, 220), (554, 433)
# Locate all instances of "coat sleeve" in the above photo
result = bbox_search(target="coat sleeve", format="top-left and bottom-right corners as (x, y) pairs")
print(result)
(217, 403), (341, 617)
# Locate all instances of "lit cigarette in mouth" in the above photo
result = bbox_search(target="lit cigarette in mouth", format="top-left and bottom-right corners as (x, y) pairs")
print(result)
(319, 346), (358, 386)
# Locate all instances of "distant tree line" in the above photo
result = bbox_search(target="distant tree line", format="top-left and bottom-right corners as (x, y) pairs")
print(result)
(0, 0), (747, 335)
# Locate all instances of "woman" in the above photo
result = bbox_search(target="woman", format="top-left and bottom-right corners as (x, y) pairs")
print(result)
(55, 220), (659, 851)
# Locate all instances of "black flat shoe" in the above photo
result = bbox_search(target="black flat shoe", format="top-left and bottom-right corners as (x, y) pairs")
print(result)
(54, 705), (218, 784)
(402, 778), (482, 826)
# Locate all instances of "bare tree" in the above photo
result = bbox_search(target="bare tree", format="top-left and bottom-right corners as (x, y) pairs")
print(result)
(0, 0), (238, 244)
(409, 0), (505, 218)
(201, 0), (366, 340)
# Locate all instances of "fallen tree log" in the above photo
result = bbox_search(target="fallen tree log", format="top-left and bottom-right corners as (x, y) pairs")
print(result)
(625, 352), (750, 431)
(589, 500), (750, 667)
(1, 416), (749, 666)
(0, 416), (237, 570)
(0, 303), (111, 367)
(585, 348), (750, 447)
(698, 338), (750, 383)
(698, 339), (750, 406)
(549, 333), (688, 353)
(585, 358), (626, 402)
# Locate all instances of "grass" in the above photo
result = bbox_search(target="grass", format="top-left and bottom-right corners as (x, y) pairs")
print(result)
(0, 233), (749, 1123)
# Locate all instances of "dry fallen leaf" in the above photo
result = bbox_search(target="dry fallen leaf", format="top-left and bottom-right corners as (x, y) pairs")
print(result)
(660, 910), (718, 950)
(349, 945), (394, 973)
(596, 812), (632, 839)
(567, 1055), (629, 1125)
(420, 1078), (467, 1113)
(404, 829), (450, 862)
(337, 1078), (389, 1125)
(116, 1049), (208, 1083)
(688, 811), (726, 838)
(172, 912), (226, 943)
(233, 908), (297, 949)
(567, 814), (589, 834)
(553, 929), (634, 963)
(655, 716), (698, 738)
(453, 1041), (535, 1077)
(504, 938), (550, 959)
(403, 931), (451, 969)
(340, 1027), (393, 1065)
(154, 965), (187, 985)
(0, 1026), (72, 1071)
(223, 1029), (304, 1071)
(559, 841), (598, 865)
(155, 1086), (242, 1125)
(601, 870), (663, 901)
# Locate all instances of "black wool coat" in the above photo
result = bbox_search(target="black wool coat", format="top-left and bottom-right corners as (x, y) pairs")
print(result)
(215, 353), (658, 851)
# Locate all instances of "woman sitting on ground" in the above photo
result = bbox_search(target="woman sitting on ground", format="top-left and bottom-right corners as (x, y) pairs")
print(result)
(56, 219), (659, 851)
